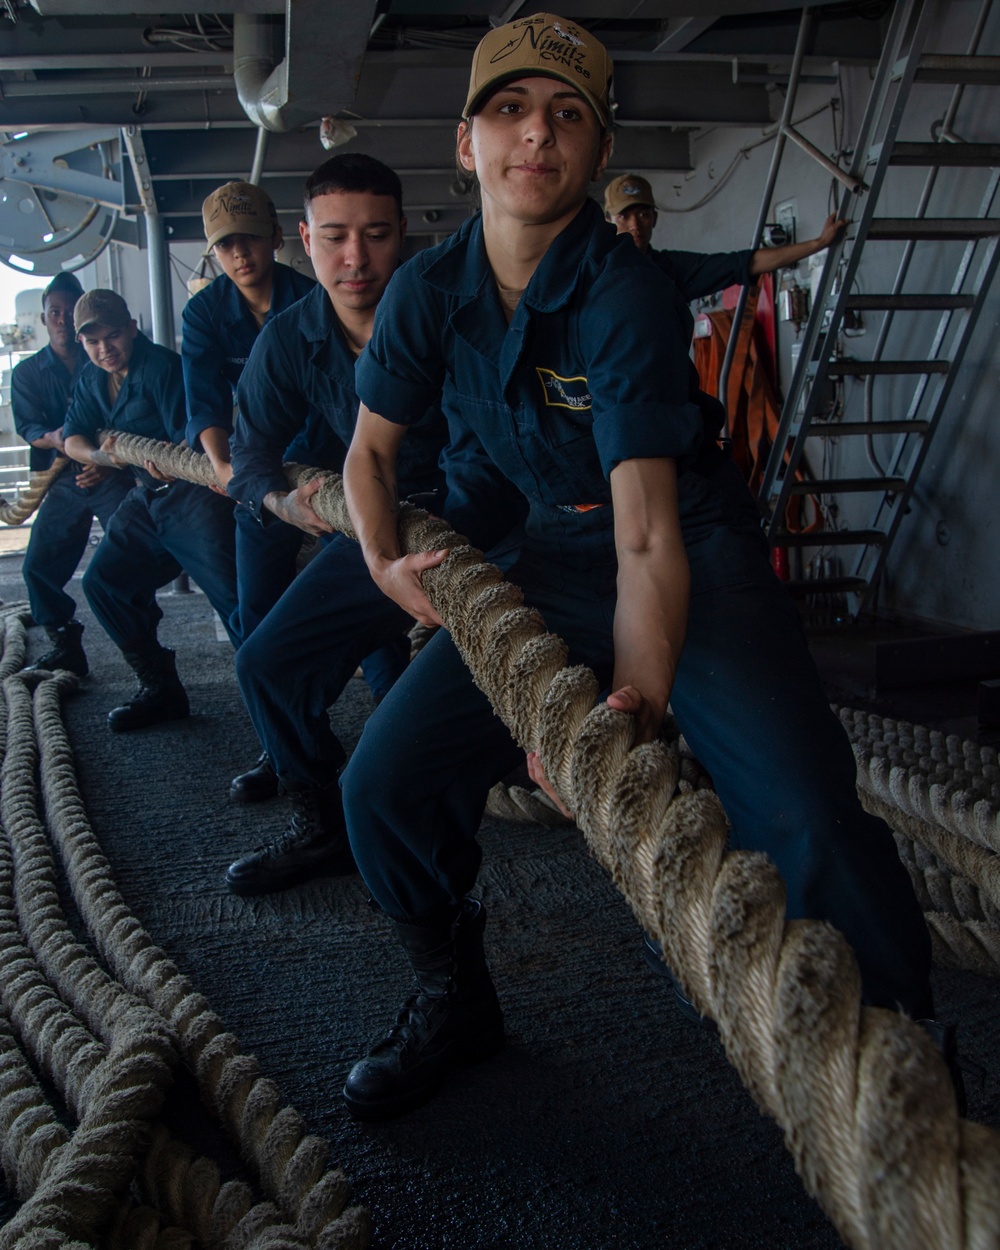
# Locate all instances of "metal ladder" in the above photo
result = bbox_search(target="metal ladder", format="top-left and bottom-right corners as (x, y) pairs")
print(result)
(757, 0), (1000, 620)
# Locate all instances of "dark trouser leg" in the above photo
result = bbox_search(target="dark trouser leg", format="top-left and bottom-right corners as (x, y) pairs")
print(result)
(149, 483), (239, 648)
(235, 534), (416, 791)
(22, 467), (130, 628)
(82, 491), (179, 649)
(341, 628), (524, 920)
(231, 504), (304, 646)
(359, 635), (411, 705)
(669, 524), (933, 1017)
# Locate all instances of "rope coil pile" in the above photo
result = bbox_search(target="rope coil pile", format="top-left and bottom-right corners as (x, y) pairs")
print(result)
(0, 458), (70, 527)
(840, 708), (1000, 978)
(0, 608), (372, 1248)
(92, 432), (1000, 1250)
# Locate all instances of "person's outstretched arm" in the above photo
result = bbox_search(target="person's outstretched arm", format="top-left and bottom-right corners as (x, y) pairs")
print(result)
(749, 212), (846, 275)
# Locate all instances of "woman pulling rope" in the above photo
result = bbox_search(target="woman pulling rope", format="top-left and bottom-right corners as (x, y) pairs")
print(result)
(337, 7), (945, 1121)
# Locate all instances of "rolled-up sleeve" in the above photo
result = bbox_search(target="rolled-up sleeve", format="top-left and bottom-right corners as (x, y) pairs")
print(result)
(581, 262), (706, 477)
(355, 263), (447, 425)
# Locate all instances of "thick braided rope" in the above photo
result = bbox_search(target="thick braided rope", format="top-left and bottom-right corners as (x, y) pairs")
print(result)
(840, 708), (1000, 854)
(0, 459), (69, 527)
(838, 708), (1000, 975)
(0, 670), (264, 1248)
(105, 433), (1000, 1250)
(0, 663), (202, 1248)
(31, 667), (370, 1249)
(0, 611), (31, 682)
(0, 673), (177, 1248)
(0, 617), (370, 1248)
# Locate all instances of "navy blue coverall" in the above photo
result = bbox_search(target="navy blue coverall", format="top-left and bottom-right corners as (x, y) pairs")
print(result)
(650, 247), (754, 302)
(230, 280), (523, 791)
(342, 199), (934, 1019)
(182, 262), (320, 642)
(11, 343), (132, 629)
(63, 332), (239, 650)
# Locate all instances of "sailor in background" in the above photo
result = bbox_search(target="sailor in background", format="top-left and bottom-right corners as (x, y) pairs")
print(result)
(12, 272), (133, 677)
(604, 172), (844, 324)
(181, 180), (323, 802)
(63, 289), (239, 730)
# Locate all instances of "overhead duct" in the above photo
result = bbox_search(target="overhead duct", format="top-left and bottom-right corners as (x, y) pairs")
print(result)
(233, 2), (378, 134)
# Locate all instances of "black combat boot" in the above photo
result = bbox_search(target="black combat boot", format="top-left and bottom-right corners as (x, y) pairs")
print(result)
(342, 898), (505, 1122)
(28, 620), (88, 678)
(108, 644), (190, 732)
(229, 751), (280, 803)
(225, 778), (355, 895)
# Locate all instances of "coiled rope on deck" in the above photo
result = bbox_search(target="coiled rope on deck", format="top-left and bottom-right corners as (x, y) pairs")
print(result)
(840, 709), (1000, 978)
(0, 459), (69, 527)
(102, 431), (1000, 1250)
(0, 616), (372, 1247)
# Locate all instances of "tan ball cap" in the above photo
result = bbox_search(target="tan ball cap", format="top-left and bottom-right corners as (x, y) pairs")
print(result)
(464, 13), (613, 129)
(604, 174), (656, 217)
(74, 289), (130, 335)
(202, 181), (278, 250)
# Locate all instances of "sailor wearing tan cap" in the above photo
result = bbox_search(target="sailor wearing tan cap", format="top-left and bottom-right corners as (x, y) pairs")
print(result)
(336, 12), (936, 1122)
(12, 273), (134, 679)
(184, 182), (317, 497)
(604, 171), (845, 331)
(62, 288), (239, 730)
(179, 183), (323, 800)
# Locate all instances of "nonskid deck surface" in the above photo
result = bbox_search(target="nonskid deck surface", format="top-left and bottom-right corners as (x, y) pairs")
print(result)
(0, 552), (997, 1250)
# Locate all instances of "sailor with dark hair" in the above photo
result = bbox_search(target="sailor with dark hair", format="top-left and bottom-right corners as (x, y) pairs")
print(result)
(223, 151), (523, 893)
(63, 289), (239, 730)
(12, 271), (134, 677)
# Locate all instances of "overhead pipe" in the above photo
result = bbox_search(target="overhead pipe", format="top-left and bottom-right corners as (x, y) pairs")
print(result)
(248, 125), (269, 184)
(233, 14), (288, 132)
(232, 2), (379, 134)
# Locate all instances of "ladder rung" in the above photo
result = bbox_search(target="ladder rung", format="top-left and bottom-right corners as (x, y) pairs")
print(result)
(786, 476), (907, 494)
(868, 218), (1000, 240)
(889, 141), (1000, 167)
(845, 293), (975, 311)
(826, 359), (949, 376)
(808, 420), (929, 436)
(785, 576), (869, 596)
(773, 530), (886, 547)
(915, 55), (1000, 85)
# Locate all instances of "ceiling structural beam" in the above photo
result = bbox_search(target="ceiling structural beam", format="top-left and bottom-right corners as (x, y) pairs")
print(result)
(28, 0), (279, 12)
(0, 76), (234, 97)
(233, 0), (379, 133)
(653, 17), (718, 54)
(138, 122), (692, 178)
(0, 54), (233, 71)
